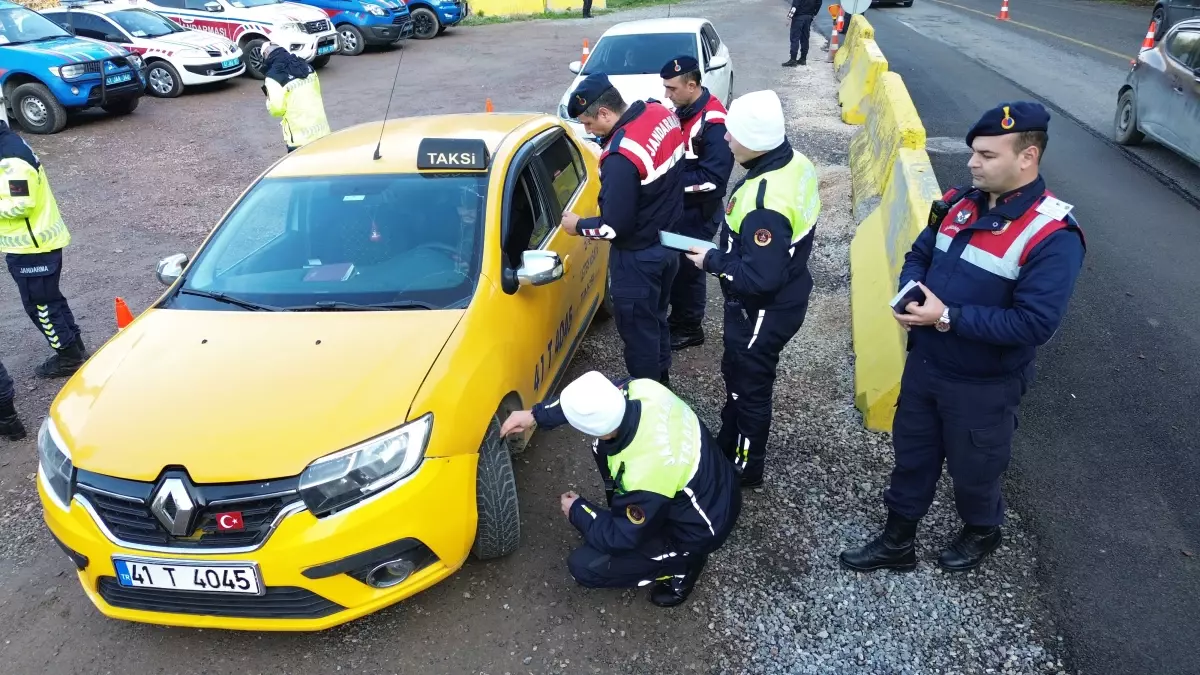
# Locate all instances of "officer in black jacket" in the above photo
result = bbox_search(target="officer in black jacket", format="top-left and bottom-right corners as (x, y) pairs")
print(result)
(785, 0), (822, 66)
(500, 370), (741, 607)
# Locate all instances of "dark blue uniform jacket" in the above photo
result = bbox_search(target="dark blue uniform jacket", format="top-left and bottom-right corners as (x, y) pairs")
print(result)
(577, 101), (685, 251)
(531, 378), (739, 557)
(677, 90), (734, 219)
(901, 175), (1086, 381)
(703, 140), (815, 312)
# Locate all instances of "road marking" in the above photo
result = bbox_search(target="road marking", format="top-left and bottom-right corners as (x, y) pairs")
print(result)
(926, 136), (973, 154)
(927, 0), (1133, 61)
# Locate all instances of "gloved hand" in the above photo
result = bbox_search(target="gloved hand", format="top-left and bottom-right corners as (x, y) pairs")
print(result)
(260, 84), (268, 97)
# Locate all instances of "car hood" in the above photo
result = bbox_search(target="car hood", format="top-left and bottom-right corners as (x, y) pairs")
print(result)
(258, 1), (331, 24)
(52, 307), (465, 483)
(144, 30), (238, 54)
(561, 73), (673, 114)
(3, 35), (128, 63)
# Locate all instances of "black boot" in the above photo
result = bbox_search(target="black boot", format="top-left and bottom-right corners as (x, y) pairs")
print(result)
(35, 340), (87, 379)
(0, 398), (26, 441)
(839, 511), (919, 572)
(799, 57), (807, 66)
(670, 324), (704, 351)
(659, 370), (671, 390)
(650, 554), (707, 607)
(937, 525), (1002, 572)
(782, 58), (798, 67)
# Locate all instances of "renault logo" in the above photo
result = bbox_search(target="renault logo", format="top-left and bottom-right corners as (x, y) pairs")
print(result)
(150, 477), (196, 536)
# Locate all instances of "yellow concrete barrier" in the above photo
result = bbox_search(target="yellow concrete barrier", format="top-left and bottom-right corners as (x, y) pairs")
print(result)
(837, 39), (888, 125)
(835, 14), (876, 76)
(850, 148), (942, 431)
(847, 72), (927, 224)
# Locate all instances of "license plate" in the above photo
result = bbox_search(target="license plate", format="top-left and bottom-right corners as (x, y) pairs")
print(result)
(221, 57), (239, 68)
(105, 72), (132, 85)
(317, 44), (336, 55)
(113, 557), (262, 595)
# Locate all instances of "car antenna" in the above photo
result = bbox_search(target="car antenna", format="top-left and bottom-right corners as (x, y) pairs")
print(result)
(373, 44), (407, 161)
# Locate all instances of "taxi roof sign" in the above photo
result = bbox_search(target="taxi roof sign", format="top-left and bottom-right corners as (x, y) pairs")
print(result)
(416, 138), (490, 171)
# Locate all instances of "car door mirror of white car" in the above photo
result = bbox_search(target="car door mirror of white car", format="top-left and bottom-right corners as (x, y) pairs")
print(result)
(156, 253), (189, 287)
(706, 54), (729, 72)
(569, 60), (582, 74)
(204, 1), (224, 11)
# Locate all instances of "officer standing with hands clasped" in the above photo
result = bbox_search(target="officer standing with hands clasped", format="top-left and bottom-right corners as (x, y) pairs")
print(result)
(261, 43), (331, 154)
(684, 90), (821, 488)
(560, 73), (686, 386)
(660, 56), (734, 351)
(839, 102), (1086, 573)
(500, 370), (741, 607)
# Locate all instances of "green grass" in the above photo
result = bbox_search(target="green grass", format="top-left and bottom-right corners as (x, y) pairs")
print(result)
(462, 0), (678, 26)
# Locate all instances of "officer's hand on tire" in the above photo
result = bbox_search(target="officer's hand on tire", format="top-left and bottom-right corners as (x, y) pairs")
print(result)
(500, 410), (535, 437)
(561, 491), (579, 517)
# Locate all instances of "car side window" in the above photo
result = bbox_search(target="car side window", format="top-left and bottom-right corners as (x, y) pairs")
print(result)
(537, 134), (585, 216)
(60, 12), (119, 41)
(1165, 29), (1200, 66)
(184, 0), (213, 9)
(502, 167), (553, 269)
(152, 0), (186, 7)
(702, 24), (721, 55)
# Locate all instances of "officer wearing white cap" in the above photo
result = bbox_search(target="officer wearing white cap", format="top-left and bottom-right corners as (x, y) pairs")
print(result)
(500, 370), (741, 607)
(684, 90), (821, 488)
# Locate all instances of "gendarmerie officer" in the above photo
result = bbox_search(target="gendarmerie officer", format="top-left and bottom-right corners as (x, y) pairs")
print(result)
(684, 90), (821, 488)
(500, 370), (741, 607)
(261, 43), (331, 153)
(660, 56), (734, 351)
(0, 120), (87, 380)
(839, 101), (1086, 573)
(784, 0), (821, 67)
(560, 73), (686, 386)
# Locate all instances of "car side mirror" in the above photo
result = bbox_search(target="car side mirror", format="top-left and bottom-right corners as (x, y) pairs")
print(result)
(155, 253), (189, 286)
(568, 60), (582, 74)
(516, 249), (564, 287)
(204, 1), (223, 11)
(706, 54), (728, 72)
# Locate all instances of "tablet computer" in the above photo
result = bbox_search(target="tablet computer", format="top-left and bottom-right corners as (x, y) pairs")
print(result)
(660, 231), (718, 253)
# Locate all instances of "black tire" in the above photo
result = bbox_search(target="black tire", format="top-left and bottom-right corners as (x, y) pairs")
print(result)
(242, 37), (268, 79)
(1114, 88), (1145, 146)
(900, 0), (913, 6)
(10, 82), (68, 135)
(471, 412), (521, 560)
(145, 60), (184, 98)
(411, 7), (440, 39)
(1152, 5), (1166, 41)
(594, 262), (614, 322)
(102, 97), (139, 115)
(311, 54), (332, 69)
(337, 23), (365, 56)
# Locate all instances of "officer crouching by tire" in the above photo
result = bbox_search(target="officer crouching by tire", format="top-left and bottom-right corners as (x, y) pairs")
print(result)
(684, 90), (821, 488)
(500, 370), (741, 607)
(0, 120), (87, 382)
(660, 56), (734, 351)
(261, 43), (331, 154)
(560, 73), (686, 386)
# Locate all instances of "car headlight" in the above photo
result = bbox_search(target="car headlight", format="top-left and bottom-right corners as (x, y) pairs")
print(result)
(127, 53), (144, 68)
(279, 21), (303, 33)
(298, 413), (432, 517)
(38, 418), (73, 510)
(364, 3), (387, 15)
(58, 63), (86, 79)
(558, 103), (571, 120)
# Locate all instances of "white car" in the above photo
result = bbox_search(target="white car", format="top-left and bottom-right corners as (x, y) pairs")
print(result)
(42, 1), (244, 98)
(130, 0), (338, 80)
(557, 17), (734, 143)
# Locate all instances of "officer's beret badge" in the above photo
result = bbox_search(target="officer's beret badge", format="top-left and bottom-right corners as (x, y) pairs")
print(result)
(576, 94), (587, 107)
(1000, 105), (1015, 130)
(754, 229), (772, 246)
(626, 504), (646, 525)
(674, 59), (681, 72)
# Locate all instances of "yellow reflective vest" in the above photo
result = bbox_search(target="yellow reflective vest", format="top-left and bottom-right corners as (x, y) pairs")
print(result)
(0, 157), (70, 254)
(265, 72), (331, 148)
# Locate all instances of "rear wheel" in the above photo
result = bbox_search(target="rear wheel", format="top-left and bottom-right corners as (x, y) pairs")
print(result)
(471, 412), (521, 560)
(1114, 89), (1144, 146)
(1152, 5), (1166, 41)
(145, 60), (184, 98)
(594, 263), (614, 322)
(338, 23), (365, 55)
(10, 83), (67, 135)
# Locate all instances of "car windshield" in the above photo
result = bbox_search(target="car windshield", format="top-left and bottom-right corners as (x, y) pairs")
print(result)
(581, 32), (698, 76)
(171, 174), (486, 311)
(109, 9), (183, 38)
(229, 0), (282, 8)
(0, 7), (72, 45)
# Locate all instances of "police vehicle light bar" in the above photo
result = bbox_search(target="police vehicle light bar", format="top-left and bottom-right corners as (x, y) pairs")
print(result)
(417, 138), (489, 170)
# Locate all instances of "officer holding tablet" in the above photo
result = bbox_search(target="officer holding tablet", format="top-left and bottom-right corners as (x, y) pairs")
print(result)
(681, 90), (821, 488)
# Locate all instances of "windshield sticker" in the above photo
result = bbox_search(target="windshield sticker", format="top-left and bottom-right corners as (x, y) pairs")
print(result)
(303, 262), (355, 282)
(343, 195), (365, 201)
(132, 30), (147, 37)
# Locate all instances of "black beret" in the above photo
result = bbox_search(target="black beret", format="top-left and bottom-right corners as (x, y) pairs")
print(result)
(567, 72), (613, 118)
(966, 101), (1050, 147)
(660, 55), (699, 79)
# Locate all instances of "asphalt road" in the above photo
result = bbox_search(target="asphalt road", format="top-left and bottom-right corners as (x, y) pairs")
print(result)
(811, 3), (1200, 674)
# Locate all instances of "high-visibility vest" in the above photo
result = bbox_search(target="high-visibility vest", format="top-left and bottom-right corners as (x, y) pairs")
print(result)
(606, 379), (703, 499)
(725, 150), (820, 249)
(265, 72), (331, 148)
(0, 158), (70, 254)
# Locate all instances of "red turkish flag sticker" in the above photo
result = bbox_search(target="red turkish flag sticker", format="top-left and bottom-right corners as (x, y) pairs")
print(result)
(216, 511), (245, 531)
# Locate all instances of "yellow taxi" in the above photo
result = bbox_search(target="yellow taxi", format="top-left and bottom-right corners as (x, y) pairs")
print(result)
(36, 112), (612, 631)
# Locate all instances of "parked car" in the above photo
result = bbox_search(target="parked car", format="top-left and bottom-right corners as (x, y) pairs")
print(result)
(1114, 18), (1200, 167)
(1151, 0), (1198, 41)
(557, 17), (734, 144)
(135, 0), (338, 79)
(0, 0), (145, 134)
(287, 0), (411, 56)
(406, 0), (465, 40)
(43, 0), (243, 98)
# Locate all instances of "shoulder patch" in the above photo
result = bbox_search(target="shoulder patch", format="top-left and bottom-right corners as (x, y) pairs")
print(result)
(754, 228), (772, 246)
(725, 196), (736, 216)
(626, 504), (646, 525)
(7, 180), (29, 197)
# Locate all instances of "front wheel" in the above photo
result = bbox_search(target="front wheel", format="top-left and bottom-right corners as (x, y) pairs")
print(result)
(1114, 89), (1145, 146)
(338, 23), (365, 55)
(243, 38), (268, 79)
(101, 97), (139, 115)
(311, 54), (332, 69)
(145, 60), (184, 98)
(9, 82), (68, 135)
(471, 412), (521, 560)
(411, 7), (440, 39)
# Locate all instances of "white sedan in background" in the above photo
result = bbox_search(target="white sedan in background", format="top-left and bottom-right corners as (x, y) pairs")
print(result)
(557, 17), (734, 143)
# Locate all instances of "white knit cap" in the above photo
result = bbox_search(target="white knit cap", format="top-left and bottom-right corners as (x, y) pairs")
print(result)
(725, 90), (787, 152)
(559, 370), (626, 437)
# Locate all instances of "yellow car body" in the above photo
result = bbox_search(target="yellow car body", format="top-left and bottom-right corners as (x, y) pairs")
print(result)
(36, 113), (611, 631)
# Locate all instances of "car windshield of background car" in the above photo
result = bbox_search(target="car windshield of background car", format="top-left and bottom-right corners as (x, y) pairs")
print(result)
(0, 7), (73, 45)
(228, 0), (283, 8)
(581, 32), (698, 77)
(175, 174), (486, 310)
(110, 9), (184, 38)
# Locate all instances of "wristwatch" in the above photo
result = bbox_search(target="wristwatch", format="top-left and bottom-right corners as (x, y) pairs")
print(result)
(935, 308), (951, 332)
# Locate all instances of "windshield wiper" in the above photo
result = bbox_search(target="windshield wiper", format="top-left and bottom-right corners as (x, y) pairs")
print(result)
(290, 300), (437, 311)
(178, 288), (281, 311)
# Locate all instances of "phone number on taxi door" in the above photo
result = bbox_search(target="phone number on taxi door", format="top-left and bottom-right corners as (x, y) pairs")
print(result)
(533, 304), (575, 392)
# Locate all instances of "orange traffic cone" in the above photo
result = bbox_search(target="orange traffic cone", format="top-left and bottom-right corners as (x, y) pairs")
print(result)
(486, 98), (494, 112)
(826, 11), (843, 61)
(997, 0), (1009, 21)
(1140, 20), (1157, 50)
(115, 297), (133, 329)
(581, 39), (590, 65)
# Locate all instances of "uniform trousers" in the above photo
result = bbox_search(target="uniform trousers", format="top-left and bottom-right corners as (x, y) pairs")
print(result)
(609, 244), (679, 381)
(6, 250), (81, 354)
(667, 206), (721, 330)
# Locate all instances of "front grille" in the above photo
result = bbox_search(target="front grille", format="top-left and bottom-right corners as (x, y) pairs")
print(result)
(205, 48), (221, 57)
(76, 469), (302, 550)
(392, 13), (408, 24)
(303, 19), (331, 34)
(97, 577), (343, 619)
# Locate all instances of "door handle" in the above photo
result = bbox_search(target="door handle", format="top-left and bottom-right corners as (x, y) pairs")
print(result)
(1174, 85), (1185, 94)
